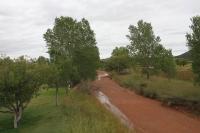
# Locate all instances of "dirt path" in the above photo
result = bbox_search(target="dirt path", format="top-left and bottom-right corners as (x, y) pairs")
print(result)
(92, 71), (200, 133)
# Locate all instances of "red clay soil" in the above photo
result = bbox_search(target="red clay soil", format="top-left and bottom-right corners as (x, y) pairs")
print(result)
(92, 71), (200, 133)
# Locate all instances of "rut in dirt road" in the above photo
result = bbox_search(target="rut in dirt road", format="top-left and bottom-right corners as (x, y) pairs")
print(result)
(93, 71), (200, 133)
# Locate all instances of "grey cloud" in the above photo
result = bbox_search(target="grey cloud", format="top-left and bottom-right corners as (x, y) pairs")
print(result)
(0, 0), (200, 59)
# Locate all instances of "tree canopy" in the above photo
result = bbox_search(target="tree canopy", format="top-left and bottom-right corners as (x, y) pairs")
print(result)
(186, 16), (200, 84)
(106, 46), (132, 73)
(0, 56), (43, 128)
(127, 20), (176, 78)
(43, 16), (100, 85)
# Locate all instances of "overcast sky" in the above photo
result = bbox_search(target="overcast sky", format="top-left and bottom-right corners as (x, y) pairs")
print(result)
(0, 0), (199, 59)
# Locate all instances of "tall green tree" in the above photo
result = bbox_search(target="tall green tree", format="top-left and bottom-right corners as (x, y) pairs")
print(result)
(43, 16), (99, 85)
(127, 20), (161, 79)
(127, 20), (176, 78)
(186, 16), (200, 84)
(0, 56), (42, 128)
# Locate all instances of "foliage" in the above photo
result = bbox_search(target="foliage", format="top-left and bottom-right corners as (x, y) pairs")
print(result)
(186, 16), (200, 85)
(36, 56), (49, 64)
(43, 16), (100, 85)
(127, 20), (176, 79)
(0, 56), (43, 128)
(106, 46), (132, 73)
(73, 46), (99, 80)
(35, 57), (69, 106)
(153, 45), (176, 78)
(43, 16), (100, 107)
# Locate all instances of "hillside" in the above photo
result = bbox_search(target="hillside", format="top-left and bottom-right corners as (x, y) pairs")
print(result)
(175, 51), (191, 60)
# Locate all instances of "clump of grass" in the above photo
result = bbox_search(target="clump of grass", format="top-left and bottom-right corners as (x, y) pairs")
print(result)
(0, 89), (130, 133)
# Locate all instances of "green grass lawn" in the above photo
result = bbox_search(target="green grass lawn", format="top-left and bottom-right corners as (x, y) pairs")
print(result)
(112, 70), (200, 102)
(0, 89), (130, 133)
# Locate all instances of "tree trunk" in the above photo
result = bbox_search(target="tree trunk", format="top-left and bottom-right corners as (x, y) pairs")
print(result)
(56, 87), (58, 106)
(13, 107), (22, 128)
(18, 107), (22, 122)
(14, 113), (18, 128)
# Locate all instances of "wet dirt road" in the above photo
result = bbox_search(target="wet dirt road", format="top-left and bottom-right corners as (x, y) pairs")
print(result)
(92, 71), (200, 133)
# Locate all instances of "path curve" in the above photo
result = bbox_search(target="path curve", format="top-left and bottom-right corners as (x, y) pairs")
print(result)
(92, 71), (200, 133)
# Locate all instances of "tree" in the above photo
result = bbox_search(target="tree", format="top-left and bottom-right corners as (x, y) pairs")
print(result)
(153, 45), (176, 78)
(106, 46), (132, 73)
(162, 52), (176, 78)
(0, 56), (42, 128)
(37, 56), (49, 64)
(127, 20), (176, 79)
(73, 46), (99, 80)
(43, 17), (99, 105)
(46, 64), (64, 106)
(186, 16), (200, 84)
(127, 20), (161, 79)
(43, 16), (99, 85)
(35, 56), (68, 106)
